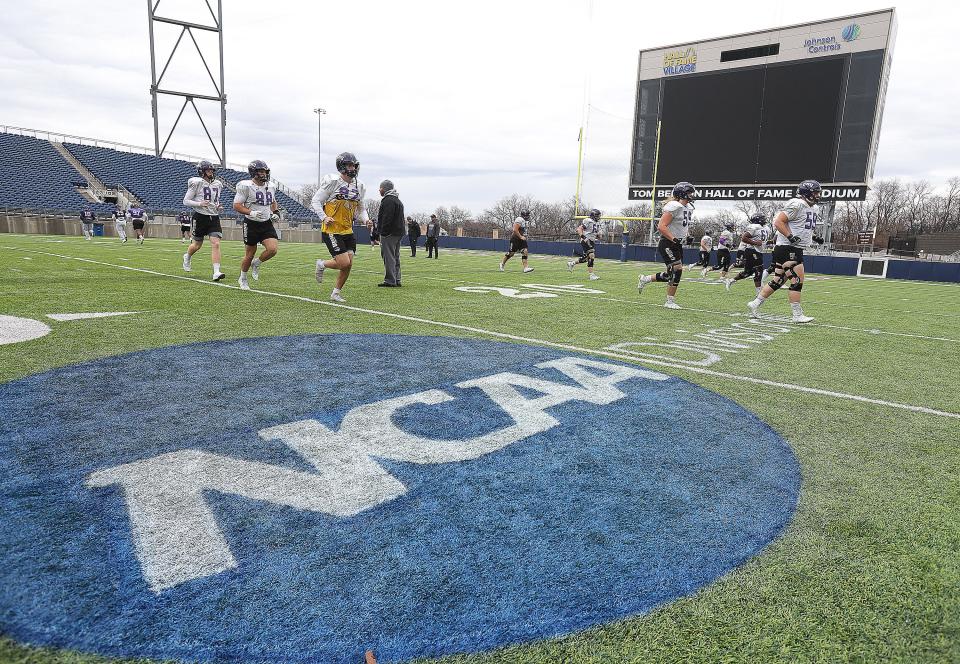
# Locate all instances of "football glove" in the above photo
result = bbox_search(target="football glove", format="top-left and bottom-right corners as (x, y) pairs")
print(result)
(788, 234), (802, 245)
(270, 212), (281, 222)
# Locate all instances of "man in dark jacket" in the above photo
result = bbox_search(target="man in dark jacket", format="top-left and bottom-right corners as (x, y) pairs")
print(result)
(377, 180), (405, 287)
(425, 214), (441, 259)
(407, 217), (421, 256)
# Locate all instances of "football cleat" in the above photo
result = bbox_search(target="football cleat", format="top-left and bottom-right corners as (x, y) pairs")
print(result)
(330, 292), (346, 303)
(238, 277), (250, 290)
(251, 262), (260, 281)
(523, 266), (534, 273)
(724, 279), (733, 291)
(567, 260), (575, 271)
(700, 267), (709, 278)
(747, 300), (762, 318)
(637, 275), (647, 294)
(182, 253), (192, 272)
(589, 273), (599, 280)
(792, 314), (815, 323)
(498, 263), (505, 272)
(213, 271), (226, 282)
(664, 301), (681, 309)
(315, 259), (326, 283)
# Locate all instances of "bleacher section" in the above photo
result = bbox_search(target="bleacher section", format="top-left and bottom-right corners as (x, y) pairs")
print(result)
(1, 130), (319, 221)
(64, 143), (239, 218)
(0, 133), (114, 215)
(63, 144), (314, 220)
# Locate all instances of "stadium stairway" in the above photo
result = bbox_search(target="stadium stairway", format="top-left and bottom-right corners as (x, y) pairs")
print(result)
(50, 142), (143, 209)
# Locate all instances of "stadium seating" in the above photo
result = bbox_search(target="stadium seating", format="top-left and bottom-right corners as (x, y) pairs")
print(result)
(2, 131), (335, 222)
(0, 133), (113, 215)
(63, 144), (314, 220)
(63, 143), (239, 217)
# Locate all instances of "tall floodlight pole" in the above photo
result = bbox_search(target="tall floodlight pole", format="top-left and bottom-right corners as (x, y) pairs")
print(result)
(314, 108), (326, 185)
(146, 0), (228, 166)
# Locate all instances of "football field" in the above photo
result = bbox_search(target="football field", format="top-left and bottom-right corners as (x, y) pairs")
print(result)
(1, 233), (958, 664)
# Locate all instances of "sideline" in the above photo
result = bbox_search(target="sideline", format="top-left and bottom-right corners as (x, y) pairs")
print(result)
(7, 245), (959, 421)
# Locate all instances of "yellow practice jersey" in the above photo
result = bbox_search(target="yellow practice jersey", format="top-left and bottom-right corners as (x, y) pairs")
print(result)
(322, 198), (360, 235)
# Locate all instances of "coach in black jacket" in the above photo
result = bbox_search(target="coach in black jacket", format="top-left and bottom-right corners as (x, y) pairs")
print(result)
(377, 180), (405, 287)
(407, 216), (421, 256)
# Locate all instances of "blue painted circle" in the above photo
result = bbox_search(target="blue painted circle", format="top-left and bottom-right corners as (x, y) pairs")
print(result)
(0, 335), (799, 663)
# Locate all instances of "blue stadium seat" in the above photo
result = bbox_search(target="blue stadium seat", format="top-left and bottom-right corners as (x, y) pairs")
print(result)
(0, 133), (316, 221)
(0, 133), (99, 212)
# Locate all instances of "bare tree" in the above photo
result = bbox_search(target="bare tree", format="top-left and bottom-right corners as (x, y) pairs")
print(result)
(364, 198), (380, 224)
(904, 180), (934, 234)
(447, 205), (472, 228)
(300, 183), (319, 207)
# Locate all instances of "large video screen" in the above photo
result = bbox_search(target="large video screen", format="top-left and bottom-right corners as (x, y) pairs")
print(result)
(653, 57), (846, 186)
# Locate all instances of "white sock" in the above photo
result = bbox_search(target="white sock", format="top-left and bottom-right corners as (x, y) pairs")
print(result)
(332, 287), (341, 295)
(791, 302), (803, 315)
(213, 263), (220, 273)
(756, 286), (762, 295)
(252, 258), (262, 268)
(641, 275), (652, 284)
(666, 295), (675, 304)
(240, 270), (248, 278)
(755, 294), (767, 304)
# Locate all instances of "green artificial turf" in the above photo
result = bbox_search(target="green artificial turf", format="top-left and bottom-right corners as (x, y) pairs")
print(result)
(1, 234), (958, 664)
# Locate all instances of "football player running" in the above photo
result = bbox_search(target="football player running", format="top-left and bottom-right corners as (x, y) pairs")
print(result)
(567, 208), (602, 280)
(747, 180), (822, 323)
(128, 205), (148, 244)
(637, 182), (696, 309)
(689, 231), (712, 269)
(311, 152), (369, 302)
(112, 205), (128, 243)
(79, 208), (95, 240)
(177, 210), (191, 243)
(182, 160), (226, 281)
(703, 222), (734, 279)
(725, 212), (770, 295)
(234, 160), (281, 291)
(499, 209), (535, 273)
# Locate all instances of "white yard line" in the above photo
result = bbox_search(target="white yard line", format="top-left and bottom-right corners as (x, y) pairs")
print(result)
(347, 267), (960, 344)
(9, 246), (960, 421)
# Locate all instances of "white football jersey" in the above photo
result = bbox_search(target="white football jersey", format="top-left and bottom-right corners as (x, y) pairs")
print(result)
(514, 216), (527, 236)
(743, 223), (770, 252)
(661, 200), (692, 241)
(775, 198), (818, 247)
(580, 220), (602, 241)
(717, 229), (734, 249)
(236, 179), (277, 222)
(184, 177), (223, 216)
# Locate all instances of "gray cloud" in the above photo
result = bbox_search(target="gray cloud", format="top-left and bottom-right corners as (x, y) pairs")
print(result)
(2, 0), (959, 214)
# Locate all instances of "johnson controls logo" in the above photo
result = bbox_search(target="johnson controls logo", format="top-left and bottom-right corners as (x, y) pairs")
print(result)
(842, 24), (861, 42)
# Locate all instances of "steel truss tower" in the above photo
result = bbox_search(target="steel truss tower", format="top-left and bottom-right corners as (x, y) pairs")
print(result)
(146, 0), (227, 165)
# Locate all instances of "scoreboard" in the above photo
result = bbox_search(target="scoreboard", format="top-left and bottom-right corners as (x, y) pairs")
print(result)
(629, 10), (896, 201)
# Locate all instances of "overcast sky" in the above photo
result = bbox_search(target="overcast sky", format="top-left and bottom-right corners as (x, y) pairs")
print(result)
(2, 1), (958, 216)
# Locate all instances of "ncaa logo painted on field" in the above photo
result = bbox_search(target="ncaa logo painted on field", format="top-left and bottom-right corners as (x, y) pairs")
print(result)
(0, 335), (800, 663)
